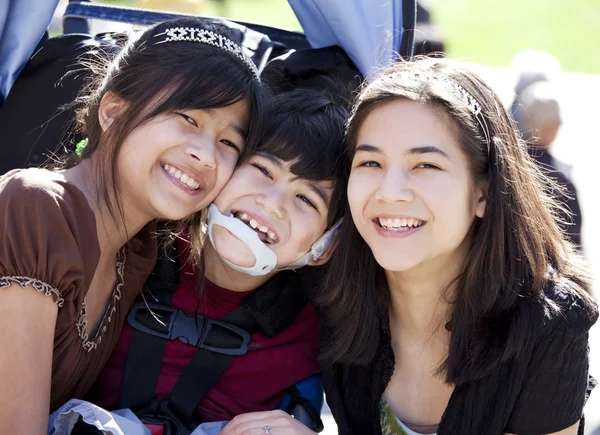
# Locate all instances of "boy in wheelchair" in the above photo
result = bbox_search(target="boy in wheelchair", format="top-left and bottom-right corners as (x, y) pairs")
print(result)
(48, 53), (355, 435)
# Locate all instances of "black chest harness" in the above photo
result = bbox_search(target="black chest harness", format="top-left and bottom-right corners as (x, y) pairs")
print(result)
(117, 243), (324, 434)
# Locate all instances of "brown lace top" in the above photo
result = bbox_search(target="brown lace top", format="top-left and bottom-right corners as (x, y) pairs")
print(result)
(0, 168), (157, 412)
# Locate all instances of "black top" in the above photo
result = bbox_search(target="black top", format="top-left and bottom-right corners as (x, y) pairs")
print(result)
(322, 282), (597, 435)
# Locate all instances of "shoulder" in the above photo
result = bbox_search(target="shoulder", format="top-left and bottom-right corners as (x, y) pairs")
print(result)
(0, 169), (99, 304)
(0, 168), (90, 216)
(537, 280), (598, 337)
(504, 280), (596, 434)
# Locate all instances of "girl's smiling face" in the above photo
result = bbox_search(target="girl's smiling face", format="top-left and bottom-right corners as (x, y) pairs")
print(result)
(113, 100), (249, 222)
(348, 99), (487, 274)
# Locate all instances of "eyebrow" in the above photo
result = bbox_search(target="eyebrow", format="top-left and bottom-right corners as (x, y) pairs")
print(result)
(407, 146), (449, 158)
(305, 182), (330, 207)
(256, 153), (330, 206)
(206, 108), (247, 138)
(256, 152), (284, 169)
(356, 144), (449, 158)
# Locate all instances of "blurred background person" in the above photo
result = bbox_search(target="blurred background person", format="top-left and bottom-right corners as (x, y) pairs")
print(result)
(509, 49), (562, 136)
(520, 80), (583, 250)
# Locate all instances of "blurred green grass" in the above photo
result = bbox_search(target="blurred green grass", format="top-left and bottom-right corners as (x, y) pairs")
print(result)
(431, 0), (600, 74)
(95, 0), (600, 74)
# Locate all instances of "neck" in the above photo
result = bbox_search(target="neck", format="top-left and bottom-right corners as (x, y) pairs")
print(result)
(204, 241), (273, 292)
(386, 242), (470, 337)
(63, 159), (150, 261)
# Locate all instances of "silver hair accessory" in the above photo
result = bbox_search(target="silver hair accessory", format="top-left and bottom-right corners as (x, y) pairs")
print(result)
(383, 70), (491, 153)
(154, 27), (260, 81)
(385, 70), (482, 116)
(263, 425), (271, 434)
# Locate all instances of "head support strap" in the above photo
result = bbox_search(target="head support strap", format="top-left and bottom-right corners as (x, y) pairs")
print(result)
(207, 204), (277, 276)
(207, 204), (340, 276)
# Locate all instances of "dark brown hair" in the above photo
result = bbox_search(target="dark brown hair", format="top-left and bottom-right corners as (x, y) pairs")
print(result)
(257, 80), (356, 229)
(64, 17), (268, 244)
(320, 57), (595, 383)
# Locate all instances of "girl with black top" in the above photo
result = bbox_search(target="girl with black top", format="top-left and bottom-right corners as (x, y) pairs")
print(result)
(319, 58), (597, 435)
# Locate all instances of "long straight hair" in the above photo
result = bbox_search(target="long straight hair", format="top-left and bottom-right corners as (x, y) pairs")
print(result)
(320, 58), (595, 384)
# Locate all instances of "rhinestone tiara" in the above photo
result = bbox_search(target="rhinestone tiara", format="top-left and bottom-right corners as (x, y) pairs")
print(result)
(383, 70), (482, 116)
(154, 27), (260, 81)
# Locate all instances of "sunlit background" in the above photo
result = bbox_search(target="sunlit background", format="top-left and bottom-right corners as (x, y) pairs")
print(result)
(52, 0), (600, 433)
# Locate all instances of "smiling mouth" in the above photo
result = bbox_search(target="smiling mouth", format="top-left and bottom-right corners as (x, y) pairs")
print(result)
(161, 163), (201, 190)
(376, 217), (426, 231)
(234, 211), (279, 244)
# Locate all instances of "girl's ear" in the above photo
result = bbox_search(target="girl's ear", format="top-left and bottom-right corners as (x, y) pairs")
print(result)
(475, 182), (488, 218)
(98, 92), (126, 132)
(307, 235), (339, 267)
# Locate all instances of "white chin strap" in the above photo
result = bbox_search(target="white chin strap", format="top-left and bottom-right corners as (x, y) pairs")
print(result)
(207, 204), (342, 277)
(207, 204), (277, 276)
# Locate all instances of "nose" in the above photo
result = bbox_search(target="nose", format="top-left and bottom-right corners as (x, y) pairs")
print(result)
(374, 168), (414, 204)
(185, 136), (217, 170)
(256, 187), (286, 220)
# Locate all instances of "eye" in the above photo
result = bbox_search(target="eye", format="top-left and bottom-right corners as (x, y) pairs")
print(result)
(177, 113), (198, 127)
(415, 163), (441, 170)
(252, 164), (273, 180)
(297, 194), (317, 210)
(220, 139), (240, 153)
(358, 161), (381, 168)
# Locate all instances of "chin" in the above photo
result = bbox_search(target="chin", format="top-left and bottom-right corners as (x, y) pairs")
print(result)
(371, 250), (424, 273)
(212, 228), (256, 267)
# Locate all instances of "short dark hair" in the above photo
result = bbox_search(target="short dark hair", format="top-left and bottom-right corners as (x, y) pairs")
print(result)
(258, 80), (355, 228)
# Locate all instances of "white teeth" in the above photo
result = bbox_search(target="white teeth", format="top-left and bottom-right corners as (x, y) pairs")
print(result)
(378, 217), (424, 230)
(235, 212), (279, 244)
(163, 164), (200, 190)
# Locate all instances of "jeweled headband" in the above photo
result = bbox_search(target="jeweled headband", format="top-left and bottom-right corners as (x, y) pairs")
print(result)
(154, 26), (261, 81)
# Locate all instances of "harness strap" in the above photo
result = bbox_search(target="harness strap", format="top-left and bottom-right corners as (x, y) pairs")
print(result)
(167, 305), (260, 424)
(120, 248), (311, 430)
(119, 243), (180, 411)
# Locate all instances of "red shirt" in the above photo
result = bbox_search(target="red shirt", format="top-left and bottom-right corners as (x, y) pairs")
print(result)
(88, 241), (320, 422)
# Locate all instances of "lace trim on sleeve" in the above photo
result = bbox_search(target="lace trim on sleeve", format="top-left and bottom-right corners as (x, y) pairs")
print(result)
(0, 276), (65, 307)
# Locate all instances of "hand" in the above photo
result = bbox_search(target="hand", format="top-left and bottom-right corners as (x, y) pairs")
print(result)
(220, 410), (317, 435)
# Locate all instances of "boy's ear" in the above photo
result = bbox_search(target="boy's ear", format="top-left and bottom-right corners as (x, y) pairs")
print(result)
(307, 235), (339, 267)
(98, 91), (127, 132)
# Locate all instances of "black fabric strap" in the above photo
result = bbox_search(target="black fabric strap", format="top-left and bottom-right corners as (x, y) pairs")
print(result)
(121, 267), (310, 428)
(165, 270), (309, 426)
(166, 305), (259, 422)
(119, 243), (180, 410)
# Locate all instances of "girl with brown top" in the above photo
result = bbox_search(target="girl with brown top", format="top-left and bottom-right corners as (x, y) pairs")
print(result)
(320, 58), (597, 435)
(0, 17), (267, 435)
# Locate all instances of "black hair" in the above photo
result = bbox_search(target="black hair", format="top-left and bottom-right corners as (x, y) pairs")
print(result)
(67, 17), (268, 236)
(258, 79), (355, 227)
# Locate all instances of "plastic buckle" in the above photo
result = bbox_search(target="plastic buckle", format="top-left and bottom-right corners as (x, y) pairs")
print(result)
(127, 302), (250, 356)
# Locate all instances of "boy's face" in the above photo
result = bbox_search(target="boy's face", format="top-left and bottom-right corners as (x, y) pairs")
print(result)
(211, 152), (333, 268)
